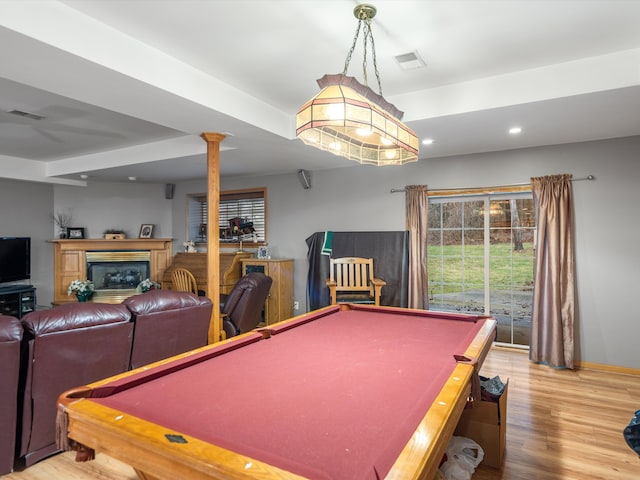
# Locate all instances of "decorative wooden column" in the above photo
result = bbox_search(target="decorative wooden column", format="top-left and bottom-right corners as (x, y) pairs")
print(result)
(201, 132), (225, 343)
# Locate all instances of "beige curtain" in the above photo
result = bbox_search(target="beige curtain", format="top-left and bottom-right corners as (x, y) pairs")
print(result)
(405, 185), (429, 309)
(530, 174), (576, 369)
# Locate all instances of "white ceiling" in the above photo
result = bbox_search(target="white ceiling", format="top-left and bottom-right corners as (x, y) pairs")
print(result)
(1, 0), (640, 185)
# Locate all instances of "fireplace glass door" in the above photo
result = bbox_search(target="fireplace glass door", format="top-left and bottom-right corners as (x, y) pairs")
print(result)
(88, 261), (150, 290)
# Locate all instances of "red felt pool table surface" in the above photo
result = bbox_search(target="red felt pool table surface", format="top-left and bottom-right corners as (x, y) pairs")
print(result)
(58, 304), (496, 480)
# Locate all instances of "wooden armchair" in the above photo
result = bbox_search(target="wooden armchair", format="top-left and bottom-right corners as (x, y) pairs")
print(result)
(171, 268), (199, 295)
(326, 257), (386, 306)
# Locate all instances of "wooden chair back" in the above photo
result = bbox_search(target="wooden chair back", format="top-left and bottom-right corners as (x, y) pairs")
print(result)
(171, 267), (198, 295)
(326, 257), (386, 306)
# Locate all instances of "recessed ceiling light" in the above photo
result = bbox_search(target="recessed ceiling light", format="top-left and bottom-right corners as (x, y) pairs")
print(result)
(128, 176), (137, 181)
(79, 174), (88, 179)
(509, 127), (522, 134)
(422, 138), (434, 145)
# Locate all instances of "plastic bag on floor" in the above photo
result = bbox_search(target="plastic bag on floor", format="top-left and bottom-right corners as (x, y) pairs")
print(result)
(440, 436), (484, 480)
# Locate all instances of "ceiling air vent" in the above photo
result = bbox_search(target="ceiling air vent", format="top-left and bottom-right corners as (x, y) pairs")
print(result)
(7, 109), (45, 120)
(394, 51), (426, 70)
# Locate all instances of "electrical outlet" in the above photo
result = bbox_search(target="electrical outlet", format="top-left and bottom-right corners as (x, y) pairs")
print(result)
(293, 301), (300, 310)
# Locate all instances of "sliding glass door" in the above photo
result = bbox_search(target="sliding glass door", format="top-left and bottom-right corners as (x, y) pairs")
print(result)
(427, 194), (534, 346)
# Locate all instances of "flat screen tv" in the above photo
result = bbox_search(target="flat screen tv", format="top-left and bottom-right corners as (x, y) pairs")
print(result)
(0, 237), (31, 284)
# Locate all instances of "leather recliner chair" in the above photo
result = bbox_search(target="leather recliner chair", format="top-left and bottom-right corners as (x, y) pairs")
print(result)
(0, 315), (22, 475)
(18, 303), (133, 466)
(124, 290), (213, 370)
(221, 272), (272, 338)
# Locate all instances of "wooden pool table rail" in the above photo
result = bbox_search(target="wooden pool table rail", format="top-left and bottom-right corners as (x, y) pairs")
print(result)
(58, 305), (496, 480)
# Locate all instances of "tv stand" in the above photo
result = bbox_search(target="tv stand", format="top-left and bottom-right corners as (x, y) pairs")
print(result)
(0, 285), (36, 319)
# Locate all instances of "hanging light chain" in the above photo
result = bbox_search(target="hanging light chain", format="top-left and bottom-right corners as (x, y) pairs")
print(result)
(362, 19), (370, 87)
(342, 4), (384, 96)
(362, 16), (383, 96)
(342, 18), (363, 77)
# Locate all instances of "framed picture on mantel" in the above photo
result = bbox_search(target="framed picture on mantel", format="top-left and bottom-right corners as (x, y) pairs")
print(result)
(67, 227), (85, 239)
(139, 224), (154, 239)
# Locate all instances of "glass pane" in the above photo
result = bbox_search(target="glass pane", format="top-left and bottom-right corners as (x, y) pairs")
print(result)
(441, 256), (463, 285)
(463, 283), (484, 314)
(488, 196), (534, 346)
(443, 229), (462, 245)
(514, 287), (533, 346)
(464, 201), (484, 228)
(428, 230), (443, 247)
(427, 255), (443, 281)
(515, 198), (535, 227)
(489, 199), (511, 228)
(490, 294), (514, 344)
(463, 256), (484, 284)
(428, 203), (442, 229)
(463, 230), (484, 253)
(490, 286), (533, 345)
(489, 255), (512, 287)
(441, 202), (463, 229)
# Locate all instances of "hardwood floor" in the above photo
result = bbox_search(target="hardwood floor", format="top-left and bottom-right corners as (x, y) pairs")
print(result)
(5, 347), (640, 479)
(6, 453), (137, 480)
(472, 347), (640, 480)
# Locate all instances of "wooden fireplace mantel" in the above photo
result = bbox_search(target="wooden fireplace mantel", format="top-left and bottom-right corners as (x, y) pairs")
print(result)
(49, 238), (173, 305)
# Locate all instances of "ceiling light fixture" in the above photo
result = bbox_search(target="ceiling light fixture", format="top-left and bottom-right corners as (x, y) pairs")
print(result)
(296, 4), (419, 166)
(509, 126), (522, 134)
(422, 138), (434, 145)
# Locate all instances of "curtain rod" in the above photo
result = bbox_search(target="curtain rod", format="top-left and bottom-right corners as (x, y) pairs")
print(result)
(389, 174), (595, 193)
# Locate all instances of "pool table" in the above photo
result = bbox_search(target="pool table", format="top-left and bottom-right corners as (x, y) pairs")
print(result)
(58, 304), (496, 480)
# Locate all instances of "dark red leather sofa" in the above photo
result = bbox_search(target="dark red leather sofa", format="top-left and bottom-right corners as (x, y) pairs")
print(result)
(124, 290), (212, 370)
(0, 315), (22, 475)
(18, 303), (133, 467)
(3, 290), (213, 472)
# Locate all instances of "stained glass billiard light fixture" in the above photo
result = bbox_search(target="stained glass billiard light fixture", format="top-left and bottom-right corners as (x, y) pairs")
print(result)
(296, 4), (419, 166)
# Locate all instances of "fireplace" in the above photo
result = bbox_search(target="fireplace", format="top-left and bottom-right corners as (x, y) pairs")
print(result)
(86, 251), (151, 302)
(50, 238), (172, 305)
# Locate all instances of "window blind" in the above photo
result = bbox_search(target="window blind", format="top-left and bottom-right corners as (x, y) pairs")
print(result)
(188, 190), (265, 243)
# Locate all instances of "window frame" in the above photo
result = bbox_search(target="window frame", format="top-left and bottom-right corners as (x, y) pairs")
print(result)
(427, 185), (534, 348)
(186, 187), (267, 247)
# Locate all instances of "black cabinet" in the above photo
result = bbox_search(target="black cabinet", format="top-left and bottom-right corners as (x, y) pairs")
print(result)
(0, 285), (36, 318)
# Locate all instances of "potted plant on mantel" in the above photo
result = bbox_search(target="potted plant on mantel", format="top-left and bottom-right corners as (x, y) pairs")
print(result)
(103, 229), (126, 240)
(67, 279), (95, 302)
(51, 212), (73, 239)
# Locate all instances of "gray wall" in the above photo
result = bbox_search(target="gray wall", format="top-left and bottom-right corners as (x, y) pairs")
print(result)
(0, 180), (172, 307)
(0, 179), (54, 307)
(171, 136), (640, 369)
(6, 135), (635, 369)
(54, 181), (173, 240)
